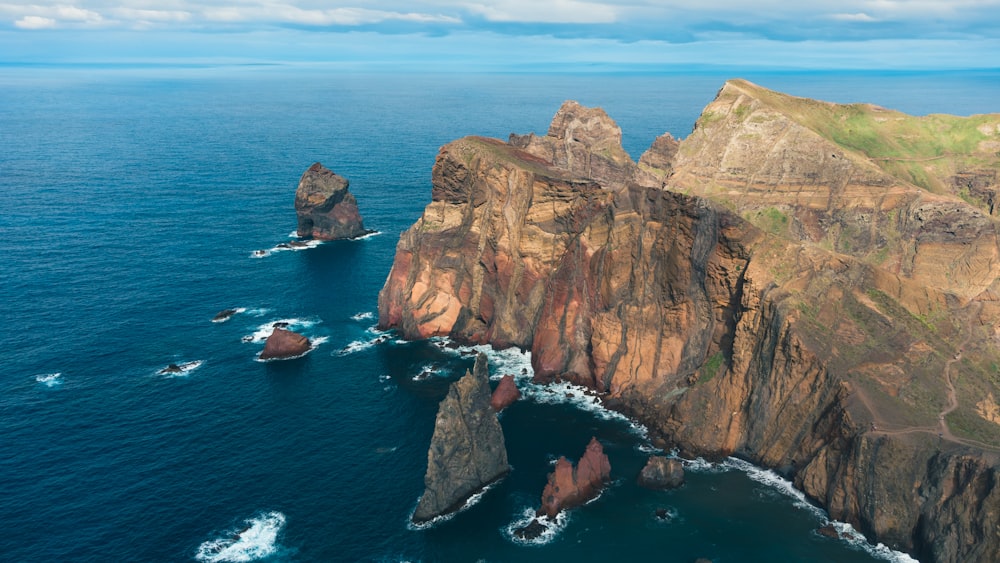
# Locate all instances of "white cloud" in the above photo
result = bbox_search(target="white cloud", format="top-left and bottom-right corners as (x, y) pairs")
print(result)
(462, 0), (618, 23)
(14, 13), (54, 27)
(829, 12), (877, 21)
(199, 4), (459, 25)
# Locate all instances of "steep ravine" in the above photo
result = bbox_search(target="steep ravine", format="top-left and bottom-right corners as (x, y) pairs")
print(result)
(378, 84), (1000, 562)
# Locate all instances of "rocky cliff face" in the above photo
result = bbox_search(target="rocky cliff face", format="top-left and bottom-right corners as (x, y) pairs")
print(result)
(413, 353), (510, 524)
(379, 84), (1000, 561)
(294, 162), (370, 240)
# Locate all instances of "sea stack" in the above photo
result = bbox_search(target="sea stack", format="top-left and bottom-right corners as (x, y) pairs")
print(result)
(294, 162), (370, 240)
(413, 353), (510, 524)
(490, 374), (521, 412)
(259, 327), (311, 360)
(539, 436), (611, 518)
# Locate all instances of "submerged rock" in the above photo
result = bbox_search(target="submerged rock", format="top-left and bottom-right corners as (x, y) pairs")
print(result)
(294, 162), (370, 240)
(212, 308), (239, 323)
(412, 353), (509, 524)
(259, 327), (311, 360)
(637, 456), (685, 490)
(513, 518), (548, 540)
(490, 374), (521, 412)
(539, 437), (611, 518)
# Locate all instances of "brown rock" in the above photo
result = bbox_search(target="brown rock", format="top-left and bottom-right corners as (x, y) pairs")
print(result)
(259, 327), (311, 360)
(638, 456), (685, 490)
(294, 162), (370, 240)
(539, 437), (611, 518)
(490, 374), (521, 412)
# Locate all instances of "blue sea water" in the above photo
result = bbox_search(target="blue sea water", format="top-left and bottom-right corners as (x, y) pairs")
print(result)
(2, 66), (998, 562)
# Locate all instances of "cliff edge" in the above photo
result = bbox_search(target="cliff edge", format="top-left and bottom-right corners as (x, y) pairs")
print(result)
(379, 83), (1000, 561)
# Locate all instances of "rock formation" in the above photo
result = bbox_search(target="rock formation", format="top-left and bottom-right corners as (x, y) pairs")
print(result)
(540, 437), (611, 518)
(490, 374), (521, 412)
(413, 353), (510, 524)
(637, 456), (685, 490)
(294, 162), (370, 240)
(379, 85), (1000, 561)
(259, 327), (311, 360)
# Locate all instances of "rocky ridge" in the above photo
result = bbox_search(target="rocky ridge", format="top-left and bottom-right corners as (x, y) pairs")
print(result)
(413, 353), (510, 524)
(379, 82), (1000, 561)
(294, 162), (370, 240)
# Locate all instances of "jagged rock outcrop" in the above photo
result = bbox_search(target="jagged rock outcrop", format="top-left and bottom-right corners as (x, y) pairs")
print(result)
(490, 374), (521, 412)
(540, 437), (611, 518)
(413, 353), (510, 524)
(379, 84), (1000, 561)
(259, 328), (311, 360)
(637, 456), (685, 489)
(294, 162), (370, 240)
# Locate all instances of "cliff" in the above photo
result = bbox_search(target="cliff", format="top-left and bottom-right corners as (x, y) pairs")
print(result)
(294, 162), (370, 240)
(378, 82), (1000, 561)
(413, 353), (510, 524)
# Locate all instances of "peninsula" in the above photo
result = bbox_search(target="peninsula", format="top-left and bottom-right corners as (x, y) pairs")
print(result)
(378, 80), (1000, 562)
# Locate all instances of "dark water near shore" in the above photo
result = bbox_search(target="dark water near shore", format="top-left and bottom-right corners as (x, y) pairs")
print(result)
(2, 66), (997, 562)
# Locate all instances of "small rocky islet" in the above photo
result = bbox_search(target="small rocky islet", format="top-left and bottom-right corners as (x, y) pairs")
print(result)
(379, 80), (1000, 562)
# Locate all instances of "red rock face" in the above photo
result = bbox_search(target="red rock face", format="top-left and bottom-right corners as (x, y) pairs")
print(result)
(259, 328), (311, 360)
(539, 437), (611, 518)
(490, 375), (521, 412)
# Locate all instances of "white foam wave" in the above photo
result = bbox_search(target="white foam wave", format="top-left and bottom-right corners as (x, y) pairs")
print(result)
(407, 481), (500, 530)
(195, 511), (286, 563)
(157, 360), (203, 377)
(718, 458), (917, 562)
(35, 372), (62, 387)
(378, 374), (392, 383)
(503, 509), (569, 546)
(251, 238), (322, 258)
(242, 318), (319, 344)
(351, 311), (374, 321)
(211, 308), (247, 323)
(828, 521), (919, 563)
(411, 364), (442, 381)
(351, 230), (382, 241)
(335, 331), (390, 357)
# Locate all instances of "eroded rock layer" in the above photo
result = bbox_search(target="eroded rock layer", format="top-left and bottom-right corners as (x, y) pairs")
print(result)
(413, 353), (510, 524)
(380, 87), (1000, 561)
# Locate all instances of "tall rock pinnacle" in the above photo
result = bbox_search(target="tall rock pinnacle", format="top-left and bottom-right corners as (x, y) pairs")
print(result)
(412, 353), (510, 524)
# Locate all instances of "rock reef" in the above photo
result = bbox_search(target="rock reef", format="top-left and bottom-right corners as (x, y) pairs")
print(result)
(379, 82), (1000, 561)
(259, 327), (310, 360)
(637, 456), (685, 490)
(413, 353), (510, 524)
(294, 162), (370, 240)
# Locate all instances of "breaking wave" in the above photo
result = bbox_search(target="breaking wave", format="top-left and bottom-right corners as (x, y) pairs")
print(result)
(684, 457), (918, 562)
(194, 511), (286, 562)
(157, 360), (203, 377)
(351, 311), (374, 321)
(503, 509), (569, 546)
(407, 480), (501, 531)
(250, 237), (322, 259)
(35, 372), (62, 387)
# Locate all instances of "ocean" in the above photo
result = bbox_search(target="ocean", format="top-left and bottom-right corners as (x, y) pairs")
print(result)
(2, 66), (998, 562)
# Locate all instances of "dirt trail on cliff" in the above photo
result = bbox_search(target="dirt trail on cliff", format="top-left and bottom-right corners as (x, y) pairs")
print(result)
(860, 302), (1000, 452)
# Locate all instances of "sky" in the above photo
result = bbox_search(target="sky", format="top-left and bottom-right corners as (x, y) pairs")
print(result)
(1, 0), (999, 69)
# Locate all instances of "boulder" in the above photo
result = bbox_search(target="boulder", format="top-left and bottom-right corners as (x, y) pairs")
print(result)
(412, 353), (510, 523)
(513, 518), (548, 541)
(490, 374), (521, 412)
(539, 437), (611, 518)
(259, 327), (311, 360)
(637, 456), (685, 490)
(294, 162), (370, 240)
